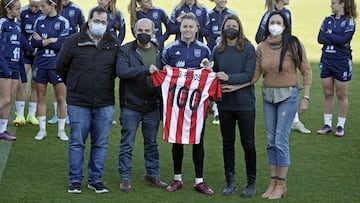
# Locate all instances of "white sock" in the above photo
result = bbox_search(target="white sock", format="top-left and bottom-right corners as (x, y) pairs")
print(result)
(0, 119), (8, 133)
(337, 117), (346, 128)
(212, 104), (219, 117)
(38, 116), (46, 131)
(195, 177), (203, 185)
(174, 174), (182, 181)
(293, 112), (300, 123)
(28, 102), (37, 117)
(53, 102), (57, 115)
(58, 118), (65, 131)
(324, 114), (332, 127)
(16, 101), (25, 116)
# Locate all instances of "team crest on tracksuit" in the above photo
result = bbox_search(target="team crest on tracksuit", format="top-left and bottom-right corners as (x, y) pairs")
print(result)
(152, 11), (159, 19)
(196, 9), (202, 16)
(69, 10), (75, 18)
(194, 49), (201, 57)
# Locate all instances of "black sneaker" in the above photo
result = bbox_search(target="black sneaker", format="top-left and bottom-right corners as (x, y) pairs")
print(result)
(241, 183), (256, 197)
(68, 182), (81, 194)
(88, 182), (109, 193)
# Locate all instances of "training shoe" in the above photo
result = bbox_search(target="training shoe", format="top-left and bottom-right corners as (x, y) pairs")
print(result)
(291, 121), (311, 134)
(119, 180), (131, 192)
(193, 182), (214, 195)
(166, 180), (183, 192)
(88, 182), (109, 193)
(143, 175), (168, 188)
(48, 114), (58, 124)
(317, 125), (332, 135)
(112, 120), (117, 125)
(65, 114), (70, 124)
(58, 130), (69, 141)
(26, 115), (39, 125)
(212, 116), (220, 125)
(68, 182), (81, 194)
(241, 183), (256, 197)
(34, 130), (47, 140)
(0, 131), (16, 141)
(335, 126), (345, 137)
(13, 112), (26, 126)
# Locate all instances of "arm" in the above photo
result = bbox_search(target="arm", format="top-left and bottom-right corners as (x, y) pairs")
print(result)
(47, 19), (69, 50)
(255, 13), (268, 44)
(298, 44), (312, 113)
(158, 9), (170, 43)
(116, 10), (126, 45)
(116, 48), (153, 78)
(56, 38), (74, 84)
(317, 18), (333, 44)
(227, 45), (256, 85)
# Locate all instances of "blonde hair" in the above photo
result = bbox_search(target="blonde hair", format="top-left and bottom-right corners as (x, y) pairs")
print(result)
(265, 0), (282, 12)
(128, 0), (142, 28)
(176, 0), (202, 10)
(340, 0), (358, 19)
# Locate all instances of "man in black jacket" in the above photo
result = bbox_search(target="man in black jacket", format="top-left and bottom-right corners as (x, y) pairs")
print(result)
(56, 6), (118, 194)
(117, 18), (167, 192)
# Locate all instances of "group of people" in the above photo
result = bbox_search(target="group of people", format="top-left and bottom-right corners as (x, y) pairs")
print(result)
(0, 0), (357, 200)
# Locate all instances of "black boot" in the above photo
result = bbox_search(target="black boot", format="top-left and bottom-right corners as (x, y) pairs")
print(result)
(222, 172), (236, 196)
(241, 177), (256, 197)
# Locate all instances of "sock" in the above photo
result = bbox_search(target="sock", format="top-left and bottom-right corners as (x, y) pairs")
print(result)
(58, 118), (65, 131)
(212, 104), (219, 117)
(324, 114), (332, 127)
(15, 101), (25, 116)
(174, 174), (182, 181)
(28, 102), (37, 117)
(0, 119), (8, 133)
(293, 112), (300, 123)
(38, 116), (46, 131)
(53, 102), (58, 116)
(195, 177), (203, 185)
(337, 117), (346, 129)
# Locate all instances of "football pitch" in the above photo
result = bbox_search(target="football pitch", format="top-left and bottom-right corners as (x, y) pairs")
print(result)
(0, 0), (359, 202)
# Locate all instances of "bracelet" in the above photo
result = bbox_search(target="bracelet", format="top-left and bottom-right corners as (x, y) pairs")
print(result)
(303, 96), (310, 101)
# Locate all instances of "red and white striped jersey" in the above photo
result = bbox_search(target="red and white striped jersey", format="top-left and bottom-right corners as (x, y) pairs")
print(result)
(151, 67), (222, 144)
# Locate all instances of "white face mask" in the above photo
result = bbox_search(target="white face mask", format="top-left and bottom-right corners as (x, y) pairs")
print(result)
(90, 22), (107, 37)
(269, 24), (284, 37)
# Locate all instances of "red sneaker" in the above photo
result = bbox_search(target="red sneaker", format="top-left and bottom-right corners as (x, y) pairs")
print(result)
(166, 180), (183, 192)
(193, 182), (214, 195)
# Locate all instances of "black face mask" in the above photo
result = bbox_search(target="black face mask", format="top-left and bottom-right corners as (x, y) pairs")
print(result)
(137, 33), (151, 44)
(223, 28), (239, 40)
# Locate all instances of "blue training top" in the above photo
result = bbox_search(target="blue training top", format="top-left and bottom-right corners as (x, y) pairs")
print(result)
(162, 39), (211, 69)
(318, 14), (356, 60)
(61, 1), (85, 35)
(31, 15), (69, 69)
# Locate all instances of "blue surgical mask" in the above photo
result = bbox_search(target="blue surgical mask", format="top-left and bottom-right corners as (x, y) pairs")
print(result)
(90, 22), (107, 37)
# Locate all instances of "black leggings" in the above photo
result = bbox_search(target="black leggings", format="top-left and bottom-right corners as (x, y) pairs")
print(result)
(172, 134), (204, 178)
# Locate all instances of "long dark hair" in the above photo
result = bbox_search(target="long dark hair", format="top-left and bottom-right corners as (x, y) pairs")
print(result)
(264, 11), (302, 72)
(217, 14), (249, 52)
(340, 0), (358, 19)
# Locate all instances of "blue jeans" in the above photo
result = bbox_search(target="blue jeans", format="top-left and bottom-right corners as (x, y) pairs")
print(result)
(68, 105), (115, 184)
(118, 107), (160, 181)
(263, 87), (299, 167)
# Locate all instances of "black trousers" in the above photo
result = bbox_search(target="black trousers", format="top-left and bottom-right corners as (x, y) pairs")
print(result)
(219, 109), (257, 183)
(172, 129), (205, 178)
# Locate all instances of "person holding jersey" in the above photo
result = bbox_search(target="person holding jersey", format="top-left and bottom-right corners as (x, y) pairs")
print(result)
(212, 14), (257, 197)
(97, 0), (126, 45)
(117, 18), (167, 193)
(128, 0), (170, 49)
(162, 12), (214, 195)
(12, 0), (41, 127)
(0, 0), (26, 141)
(169, 0), (211, 45)
(31, 0), (69, 141)
(255, 0), (311, 134)
(317, 0), (357, 137)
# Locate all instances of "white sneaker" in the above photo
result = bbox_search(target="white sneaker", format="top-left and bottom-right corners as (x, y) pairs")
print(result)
(35, 130), (47, 140)
(58, 130), (69, 141)
(112, 120), (116, 125)
(292, 121), (311, 134)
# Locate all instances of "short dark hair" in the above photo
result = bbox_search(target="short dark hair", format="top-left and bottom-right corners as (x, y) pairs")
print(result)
(89, 6), (108, 20)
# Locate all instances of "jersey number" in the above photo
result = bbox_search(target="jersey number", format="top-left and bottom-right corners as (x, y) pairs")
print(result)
(169, 85), (202, 111)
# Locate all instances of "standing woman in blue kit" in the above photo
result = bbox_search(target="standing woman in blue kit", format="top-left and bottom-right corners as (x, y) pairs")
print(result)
(97, 0), (126, 45)
(31, 0), (69, 141)
(128, 0), (170, 49)
(317, 0), (357, 137)
(0, 0), (26, 141)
